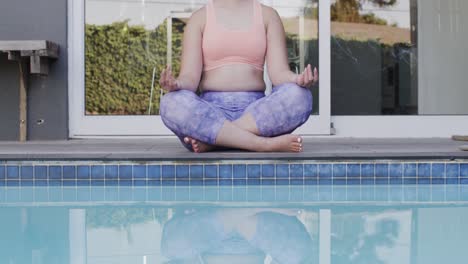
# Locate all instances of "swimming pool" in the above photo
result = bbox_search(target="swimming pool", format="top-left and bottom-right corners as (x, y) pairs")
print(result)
(2, 185), (468, 264)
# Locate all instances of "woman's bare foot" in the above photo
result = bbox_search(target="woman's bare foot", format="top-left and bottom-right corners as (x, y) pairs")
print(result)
(261, 134), (303, 152)
(184, 137), (216, 153)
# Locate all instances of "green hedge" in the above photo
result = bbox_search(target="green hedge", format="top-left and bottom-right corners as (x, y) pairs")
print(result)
(85, 20), (183, 115)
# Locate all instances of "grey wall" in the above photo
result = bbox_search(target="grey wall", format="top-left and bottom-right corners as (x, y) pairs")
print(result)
(0, 0), (68, 140)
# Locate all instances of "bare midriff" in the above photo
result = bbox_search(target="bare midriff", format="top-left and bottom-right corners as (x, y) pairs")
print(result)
(200, 64), (266, 92)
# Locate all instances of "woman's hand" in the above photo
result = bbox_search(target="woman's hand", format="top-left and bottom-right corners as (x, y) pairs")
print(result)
(295, 64), (318, 88)
(159, 65), (180, 92)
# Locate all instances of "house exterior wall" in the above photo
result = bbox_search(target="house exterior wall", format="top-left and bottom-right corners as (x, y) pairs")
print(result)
(0, 0), (68, 140)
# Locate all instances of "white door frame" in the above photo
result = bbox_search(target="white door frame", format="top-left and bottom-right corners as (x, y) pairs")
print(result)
(68, 0), (331, 137)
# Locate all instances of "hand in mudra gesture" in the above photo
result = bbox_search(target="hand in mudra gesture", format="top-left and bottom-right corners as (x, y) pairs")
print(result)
(159, 65), (180, 92)
(295, 64), (318, 88)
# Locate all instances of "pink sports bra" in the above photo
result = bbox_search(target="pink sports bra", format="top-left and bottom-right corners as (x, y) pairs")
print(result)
(202, 0), (267, 71)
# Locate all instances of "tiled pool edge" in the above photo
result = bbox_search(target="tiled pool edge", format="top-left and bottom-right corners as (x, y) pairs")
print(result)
(1, 159), (467, 187)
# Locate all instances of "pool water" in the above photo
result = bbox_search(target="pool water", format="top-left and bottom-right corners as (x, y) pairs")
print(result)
(1, 186), (468, 264)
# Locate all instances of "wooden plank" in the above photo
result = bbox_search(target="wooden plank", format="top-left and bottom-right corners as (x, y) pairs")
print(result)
(30, 55), (49, 75)
(18, 60), (28, 142)
(0, 40), (48, 51)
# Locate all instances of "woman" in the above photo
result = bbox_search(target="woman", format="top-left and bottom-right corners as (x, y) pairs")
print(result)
(159, 0), (318, 153)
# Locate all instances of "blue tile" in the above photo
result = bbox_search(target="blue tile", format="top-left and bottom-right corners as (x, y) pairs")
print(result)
(404, 163), (417, 177)
(176, 180), (190, 186)
(319, 179), (332, 185)
(403, 178), (417, 185)
(147, 180), (161, 186)
(77, 166), (90, 179)
(446, 163), (460, 178)
(431, 178), (445, 184)
(20, 166), (33, 179)
(247, 179), (261, 185)
(276, 179), (289, 185)
(318, 187), (332, 201)
(319, 164), (332, 178)
(7, 180), (20, 187)
(91, 165), (105, 179)
(375, 179), (389, 185)
(347, 179), (360, 185)
(0, 180), (4, 186)
(34, 180), (48, 187)
(233, 179), (246, 186)
(262, 179), (275, 185)
(219, 179), (232, 186)
(389, 164), (403, 178)
(305, 179), (318, 185)
(431, 163), (445, 178)
(304, 186), (319, 201)
(189, 165), (202, 179)
(105, 165), (119, 179)
(134, 188), (147, 201)
(119, 165), (132, 179)
(261, 164), (274, 178)
(63, 166), (76, 180)
(375, 164), (388, 178)
(134, 180), (147, 186)
(133, 165), (147, 178)
(175, 165), (189, 178)
(347, 164), (360, 178)
(34, 166), (47, 179)
(204, 165), (217, 179)
(333, 187), (347, 201)
(460, 178), (468, 185)
(333, 179), (346, 185)
(418, 163), (431, 178)
(418, 178), (430, 184)
(219, 165), (232, 179)
(361, 164), (374, 178)
(233, 164), (246, 179)
(190, 180), (203, 186)
(77, 180), (90, 186)
(161, 180), (176, 187)
(91, 187), (105, 201)
(148, 165), (161, 179)
(204, 179), (218, 186)
(275, 164), (289, 178)
(49, 166), (62, 180)
(21, 180), (34, 187)
(361, 178), (374, 185)
(290, 164), (303, 178)
(49, 180), (63, 186)
(6, 166), (19, 179)
(332, 164), (346, 178)
(461, 164), (468, 177)
(63, 180), (77, 187)
(446, 178), (459, 184)
(290, 186), (304, 201)
(0, 166), (5, 179)
(389, 178), (403, 185)
(304, 164), (318, 178)
(106, 180), (119, 186)
(162, 165), (175, 178)
(291, 179), (304, 185)
(247, 164), (261, 179)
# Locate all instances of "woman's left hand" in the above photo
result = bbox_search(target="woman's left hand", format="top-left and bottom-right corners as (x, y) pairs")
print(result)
(295, 64), (318, 88)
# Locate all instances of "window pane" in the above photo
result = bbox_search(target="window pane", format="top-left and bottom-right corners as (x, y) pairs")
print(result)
(331, 0), (418, 115)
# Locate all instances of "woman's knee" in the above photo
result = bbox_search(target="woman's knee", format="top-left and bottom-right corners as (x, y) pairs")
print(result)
(160, 90), (197, 123)
(276, 83), (313, 116)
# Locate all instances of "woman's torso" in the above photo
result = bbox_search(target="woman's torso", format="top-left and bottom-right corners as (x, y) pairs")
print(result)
(199, 0), (267, 92)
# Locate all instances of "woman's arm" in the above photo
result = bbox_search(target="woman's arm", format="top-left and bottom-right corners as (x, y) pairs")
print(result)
(263, 6), (318, 87)
(159, 8), (205, 92)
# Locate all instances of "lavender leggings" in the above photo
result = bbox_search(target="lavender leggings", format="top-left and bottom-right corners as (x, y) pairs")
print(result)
(160, 83), (312, 151)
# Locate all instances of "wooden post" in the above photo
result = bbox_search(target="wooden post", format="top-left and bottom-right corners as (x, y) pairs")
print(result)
(18, 59), (28, 142)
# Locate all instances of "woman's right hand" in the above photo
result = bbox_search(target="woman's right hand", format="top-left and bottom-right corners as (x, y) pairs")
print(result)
(159, 65), (180, 92)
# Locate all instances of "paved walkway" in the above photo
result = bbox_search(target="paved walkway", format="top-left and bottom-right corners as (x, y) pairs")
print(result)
(0, 138), (467, 161)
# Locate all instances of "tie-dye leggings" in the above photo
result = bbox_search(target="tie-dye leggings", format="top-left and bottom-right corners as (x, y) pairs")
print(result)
(160, 82), (313, 151)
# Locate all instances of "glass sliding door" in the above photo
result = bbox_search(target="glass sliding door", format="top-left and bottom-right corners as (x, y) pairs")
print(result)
(69, 0), (330, 137)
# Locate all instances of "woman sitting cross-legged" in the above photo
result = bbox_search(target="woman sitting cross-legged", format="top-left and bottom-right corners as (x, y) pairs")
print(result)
(159, 0), (318, 153)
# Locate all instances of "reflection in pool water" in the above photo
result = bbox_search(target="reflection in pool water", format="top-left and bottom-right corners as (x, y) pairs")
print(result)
(1, 204), (468, 263)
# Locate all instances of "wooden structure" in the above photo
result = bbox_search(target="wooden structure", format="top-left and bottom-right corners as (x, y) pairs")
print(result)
(0, 40), (59, 141)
